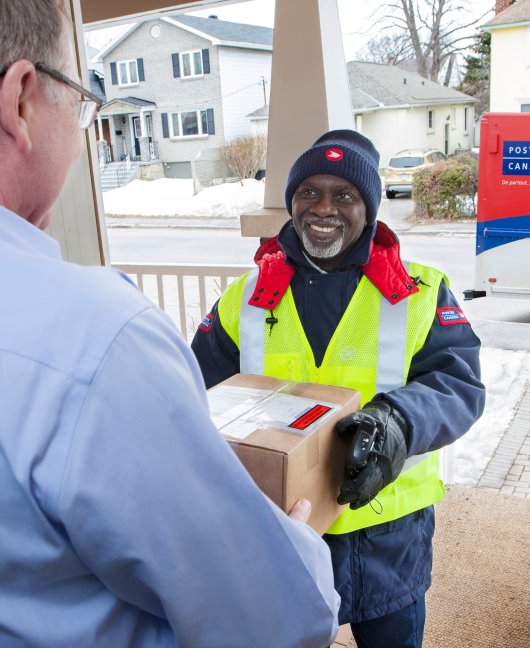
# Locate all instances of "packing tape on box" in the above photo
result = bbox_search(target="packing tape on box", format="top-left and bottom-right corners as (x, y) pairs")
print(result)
(207, 381), (341, 443)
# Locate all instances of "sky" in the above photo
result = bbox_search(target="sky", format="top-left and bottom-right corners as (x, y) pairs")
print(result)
(85, 0), (494, 65)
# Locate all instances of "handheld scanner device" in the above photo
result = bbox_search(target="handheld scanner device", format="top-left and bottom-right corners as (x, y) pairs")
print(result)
(345, 415), (379, 479)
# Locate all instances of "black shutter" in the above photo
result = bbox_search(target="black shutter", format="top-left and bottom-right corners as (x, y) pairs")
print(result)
(110, 62), (118, 85)
(207, 108), (215, 135)
(137, 58), (145, 81)
(172, 53), (180, 78)
(161, 113), (169, 138)
(202, 49), (210, 74)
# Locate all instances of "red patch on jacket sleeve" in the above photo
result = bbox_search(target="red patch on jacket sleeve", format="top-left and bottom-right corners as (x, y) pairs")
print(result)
(198, 313), (214, 332)
(437, 307), (470, 326)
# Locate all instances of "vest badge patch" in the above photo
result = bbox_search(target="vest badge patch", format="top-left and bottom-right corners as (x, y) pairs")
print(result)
(199, 313), (214, 332)
(437, 307), (469, 326)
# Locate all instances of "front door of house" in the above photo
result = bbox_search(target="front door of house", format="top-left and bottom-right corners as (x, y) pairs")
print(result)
(444, 123), (449, 155)
(132, 116), (142, 157)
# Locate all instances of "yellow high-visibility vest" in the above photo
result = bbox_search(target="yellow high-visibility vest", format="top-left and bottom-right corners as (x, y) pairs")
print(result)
(218, 261), (446, 534)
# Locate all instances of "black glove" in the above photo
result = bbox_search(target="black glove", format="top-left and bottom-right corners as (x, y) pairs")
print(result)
(336, 400), (408, 510)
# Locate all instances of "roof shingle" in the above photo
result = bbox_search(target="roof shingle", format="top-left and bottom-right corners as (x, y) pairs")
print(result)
(483, 0), (530, 28)
(172, 15), (273, 46)
(246, 62), (475, 120)
(347, 61), (477, 107)
(247, 105), (270, 118)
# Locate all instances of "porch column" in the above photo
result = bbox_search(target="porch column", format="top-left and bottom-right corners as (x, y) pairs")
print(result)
(97, 114), (104, 141)
(96, 115), (107, 163)
(140, 108), (148, 138)
(46, 0), (109, 265)
(138, 109), (151, 163)
(241, 0), (354, 240)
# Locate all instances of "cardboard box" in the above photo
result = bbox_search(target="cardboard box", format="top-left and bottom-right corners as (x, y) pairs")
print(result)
(207, 374), (361, 535)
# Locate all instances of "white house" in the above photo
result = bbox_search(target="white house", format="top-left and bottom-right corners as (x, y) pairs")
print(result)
(247, 104), (269, 135)
(483, 0), (530, 113)
(247, 61), (476, 170)
(348, 62), (476, 168)
(92, 14), (272, 179)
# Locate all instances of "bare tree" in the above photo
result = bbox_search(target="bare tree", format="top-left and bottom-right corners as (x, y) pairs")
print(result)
(220, 134), (267, 181)
(357, 33), (411, 65)
(359, 0), (491, 82)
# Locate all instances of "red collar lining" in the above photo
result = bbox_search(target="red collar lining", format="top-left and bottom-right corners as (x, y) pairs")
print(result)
(248, 223), (418, 308)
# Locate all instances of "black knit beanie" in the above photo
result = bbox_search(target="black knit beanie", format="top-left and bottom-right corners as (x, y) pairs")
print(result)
(284, 130), (382, 224)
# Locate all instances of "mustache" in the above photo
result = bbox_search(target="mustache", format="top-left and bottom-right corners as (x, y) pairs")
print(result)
(302, 216), (345, 229)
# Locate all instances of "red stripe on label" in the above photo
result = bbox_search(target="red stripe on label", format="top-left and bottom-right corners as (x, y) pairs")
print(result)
(289, 405), (332, 430)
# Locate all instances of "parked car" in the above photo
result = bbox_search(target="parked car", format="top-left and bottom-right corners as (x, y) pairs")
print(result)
(384, 148), (446, 199)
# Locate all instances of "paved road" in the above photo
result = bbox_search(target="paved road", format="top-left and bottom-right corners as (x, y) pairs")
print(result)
(108, 228), (258, 265)
(107, 228), (530, 325)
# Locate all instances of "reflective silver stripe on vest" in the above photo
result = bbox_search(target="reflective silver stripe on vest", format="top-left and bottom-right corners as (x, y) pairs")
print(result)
(375, 261), (410, 395)
(240, 268), (265, 375)
(373, 262), (432, 473)
(402, 453), (430, 472)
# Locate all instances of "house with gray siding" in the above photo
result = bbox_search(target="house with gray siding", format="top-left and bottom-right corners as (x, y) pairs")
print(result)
(93, 14), (272, 180)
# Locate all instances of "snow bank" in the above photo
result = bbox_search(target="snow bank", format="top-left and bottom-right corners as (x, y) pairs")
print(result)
(103, 178), (265, 218)
(454, 348), (530, 486)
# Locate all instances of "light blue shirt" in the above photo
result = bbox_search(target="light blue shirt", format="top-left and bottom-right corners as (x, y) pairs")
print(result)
(0, 207), (339, 648)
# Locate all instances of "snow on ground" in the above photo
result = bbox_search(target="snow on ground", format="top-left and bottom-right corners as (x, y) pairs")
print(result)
(103, 178), (265, 218)
(454, 347), (530, 486)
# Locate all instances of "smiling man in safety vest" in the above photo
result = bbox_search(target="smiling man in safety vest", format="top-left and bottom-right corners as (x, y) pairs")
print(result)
(192, 130), (485, 648)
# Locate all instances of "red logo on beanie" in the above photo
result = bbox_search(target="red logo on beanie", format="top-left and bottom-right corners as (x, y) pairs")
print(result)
(326, 148), (343, 161)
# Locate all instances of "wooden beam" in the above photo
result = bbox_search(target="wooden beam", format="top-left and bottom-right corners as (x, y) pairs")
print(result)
(81, 0), (246, 27)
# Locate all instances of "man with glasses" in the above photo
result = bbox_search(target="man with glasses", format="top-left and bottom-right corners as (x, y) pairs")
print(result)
(0, 1), (339, 646)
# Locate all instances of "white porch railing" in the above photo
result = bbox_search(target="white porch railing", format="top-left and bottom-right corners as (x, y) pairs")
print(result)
(111, 262), (253, 342)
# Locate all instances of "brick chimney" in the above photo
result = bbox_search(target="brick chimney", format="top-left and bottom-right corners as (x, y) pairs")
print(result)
(495, 0), (510, 14)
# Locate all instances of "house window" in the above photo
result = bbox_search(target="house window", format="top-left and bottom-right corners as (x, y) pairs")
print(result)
(169, 110), (209, 138)
(118, 60), (139, 86)
(181, 50), (203, 78)
(521, 104), (530, 112)
(464, 107), (469, 132)
(182, 111), (199, 136)
(428, 109), (435, 131)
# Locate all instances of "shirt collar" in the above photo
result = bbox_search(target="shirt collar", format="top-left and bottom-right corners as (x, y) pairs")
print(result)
(0, 206), (62, 260)
(302, 251), (328, 274)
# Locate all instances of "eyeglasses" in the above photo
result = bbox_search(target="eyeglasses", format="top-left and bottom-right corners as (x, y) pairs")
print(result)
(0, 62), (103, 129)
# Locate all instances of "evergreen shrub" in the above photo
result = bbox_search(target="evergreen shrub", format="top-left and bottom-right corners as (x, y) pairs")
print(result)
(412, 153), (478, 219)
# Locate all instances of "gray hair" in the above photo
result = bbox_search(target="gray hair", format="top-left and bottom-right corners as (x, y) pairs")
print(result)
(0, 0), (69, 103)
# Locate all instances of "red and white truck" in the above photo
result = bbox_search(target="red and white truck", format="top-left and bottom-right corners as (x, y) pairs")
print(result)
(465, 112), (530, 302)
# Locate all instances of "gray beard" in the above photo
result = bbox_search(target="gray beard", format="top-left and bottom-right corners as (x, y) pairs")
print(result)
(301, 222), (346, 259)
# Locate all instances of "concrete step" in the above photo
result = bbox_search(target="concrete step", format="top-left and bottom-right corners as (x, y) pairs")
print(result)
(100, 163), (138, 192)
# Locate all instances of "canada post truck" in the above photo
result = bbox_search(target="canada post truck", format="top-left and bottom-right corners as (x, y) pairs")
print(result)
(465, 113), (530, 302)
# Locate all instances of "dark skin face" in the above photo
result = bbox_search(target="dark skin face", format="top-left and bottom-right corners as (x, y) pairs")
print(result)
(291, 174), (368, 273)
